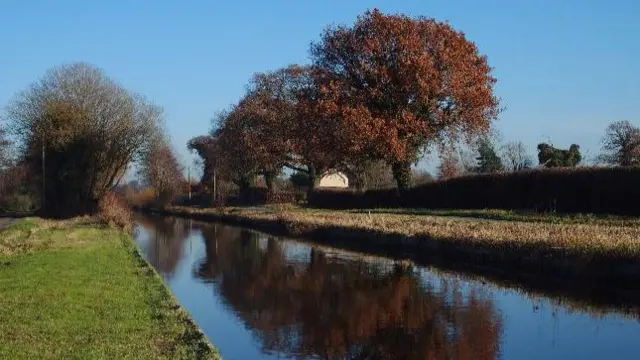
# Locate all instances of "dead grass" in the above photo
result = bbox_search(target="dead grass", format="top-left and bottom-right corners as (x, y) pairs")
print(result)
(172, 205), (640, 259)
(0, 216), (109, 256)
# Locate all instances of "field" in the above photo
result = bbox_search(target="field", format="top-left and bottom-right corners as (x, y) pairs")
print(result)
(0, 218), (218, 360)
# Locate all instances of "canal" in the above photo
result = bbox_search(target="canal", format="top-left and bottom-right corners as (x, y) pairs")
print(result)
(134, 214), (640, 360)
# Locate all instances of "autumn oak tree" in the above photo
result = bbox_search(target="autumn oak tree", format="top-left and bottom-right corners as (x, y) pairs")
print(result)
(310, 9), (500, 191)
(214, 65), (345, 191)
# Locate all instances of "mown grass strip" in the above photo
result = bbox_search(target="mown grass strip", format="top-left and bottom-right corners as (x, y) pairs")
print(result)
(0, 218), (219, 360)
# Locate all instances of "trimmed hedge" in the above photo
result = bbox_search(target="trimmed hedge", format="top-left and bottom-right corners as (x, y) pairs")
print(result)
(308, 167), (640, 215)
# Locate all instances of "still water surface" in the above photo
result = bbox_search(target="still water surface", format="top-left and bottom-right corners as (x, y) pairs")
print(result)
(134, 215), (640, 360)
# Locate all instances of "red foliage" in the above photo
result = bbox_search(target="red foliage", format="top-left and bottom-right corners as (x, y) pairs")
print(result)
(311, 9), (500, 188)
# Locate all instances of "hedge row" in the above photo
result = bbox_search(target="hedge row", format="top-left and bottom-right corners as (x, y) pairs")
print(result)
(307, 167), (640, 215)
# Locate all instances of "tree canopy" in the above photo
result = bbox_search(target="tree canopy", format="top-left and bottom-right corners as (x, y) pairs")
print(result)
(599, 120), (640, 167)
(310, 9), (500, 190)
(501, 141), (533, 171)
(537, 143), (581, 168)
(5, 63), (164, 217)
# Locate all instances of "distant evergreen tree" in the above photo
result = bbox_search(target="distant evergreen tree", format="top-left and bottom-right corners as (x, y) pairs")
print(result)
(475, 138), (504, 173)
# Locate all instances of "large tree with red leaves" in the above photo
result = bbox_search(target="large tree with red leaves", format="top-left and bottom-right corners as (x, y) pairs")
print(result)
(215, 65), (345, 191)
(311, 9), (500, 191)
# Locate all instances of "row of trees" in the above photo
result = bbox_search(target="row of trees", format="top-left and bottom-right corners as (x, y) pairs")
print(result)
(435, 119), (639, 179)
(1, 63), (184, 217)
(189, 8), (638, 197)
(190, 9), (501, 196)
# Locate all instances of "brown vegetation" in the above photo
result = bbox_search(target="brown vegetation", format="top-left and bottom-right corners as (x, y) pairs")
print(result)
(97, 192), (133, 230)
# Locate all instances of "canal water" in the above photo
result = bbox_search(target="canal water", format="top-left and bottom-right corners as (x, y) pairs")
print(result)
(134, 215), (640, 360)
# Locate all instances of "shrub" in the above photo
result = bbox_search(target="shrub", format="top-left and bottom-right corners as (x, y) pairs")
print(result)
(98, 192), (132, 230)
(0, 194), (38, 213)
(308, 167), (640, 215)
(124, 187), (156, 208)
(0, 165), (38, 214)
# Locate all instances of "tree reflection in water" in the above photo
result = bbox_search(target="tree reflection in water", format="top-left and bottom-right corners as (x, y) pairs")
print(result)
(192, 223), (503, 360)
(136, 215), (192, 279)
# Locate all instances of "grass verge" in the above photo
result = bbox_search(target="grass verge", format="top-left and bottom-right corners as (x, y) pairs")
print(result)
(0, 217), (219, 360)
(146, 205), (640, 287)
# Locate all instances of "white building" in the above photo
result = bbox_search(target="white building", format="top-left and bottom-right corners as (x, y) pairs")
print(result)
(317, 171), (349, 188)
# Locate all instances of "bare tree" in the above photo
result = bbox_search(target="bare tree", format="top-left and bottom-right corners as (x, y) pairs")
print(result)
(598, 120), (640, 167)
(5, 63), (163, 217)
(501, 141), (533, 171)
(456, 146), (478, 175)
(139, 137), (184, 207)
(0, 126), (11, 169)
(438, 147), (463, 180)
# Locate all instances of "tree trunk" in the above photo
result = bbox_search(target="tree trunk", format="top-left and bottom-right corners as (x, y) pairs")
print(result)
(307, 165), (321, 197)
(391, 160), (412, 193)
(264, 171), (276, 191)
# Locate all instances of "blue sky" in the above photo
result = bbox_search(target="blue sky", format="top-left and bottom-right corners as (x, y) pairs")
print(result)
(1, 0), (639, 174)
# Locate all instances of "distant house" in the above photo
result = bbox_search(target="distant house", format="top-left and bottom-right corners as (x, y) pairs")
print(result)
(318, 171), (349, 188)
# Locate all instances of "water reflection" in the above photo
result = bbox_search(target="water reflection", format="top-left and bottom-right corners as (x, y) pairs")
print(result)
(137, 216), (192, 279)
(134, 215), (640, 360)
(195, 225), (502, 359)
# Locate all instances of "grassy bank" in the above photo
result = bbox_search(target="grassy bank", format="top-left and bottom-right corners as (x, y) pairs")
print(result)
(0, 218), (219, 359)
(148, 205), (640, 286)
